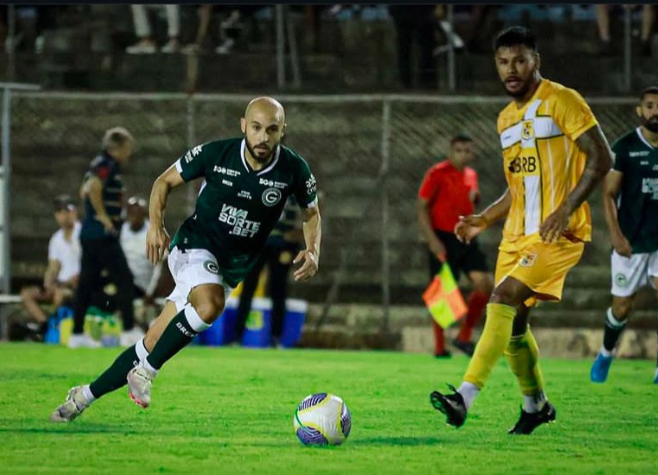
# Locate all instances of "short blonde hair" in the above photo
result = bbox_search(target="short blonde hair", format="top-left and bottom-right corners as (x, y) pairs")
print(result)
(102, 127), (134, 151)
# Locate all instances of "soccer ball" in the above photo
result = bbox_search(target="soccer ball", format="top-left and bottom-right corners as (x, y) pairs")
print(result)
(293, 393), (352, 446)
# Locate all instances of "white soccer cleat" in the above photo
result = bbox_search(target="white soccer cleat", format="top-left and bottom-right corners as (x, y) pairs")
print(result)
(127, 365), (156, 408)
(120, 327), (145, 347)
(50, 386), (91, 422)
(68, 333), (102, 349)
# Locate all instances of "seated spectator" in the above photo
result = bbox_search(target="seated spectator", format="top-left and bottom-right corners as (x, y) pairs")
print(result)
(181, 5), (213, 55)
(120, 196), (163, 313)
(19, 195), (81, 338)
(126, 5), (180, 54)
(596, 5), (655, 56)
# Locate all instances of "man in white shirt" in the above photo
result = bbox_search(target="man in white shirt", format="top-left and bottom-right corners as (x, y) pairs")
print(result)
(20, 195), (81, 332)
(120, 196), (163, 311)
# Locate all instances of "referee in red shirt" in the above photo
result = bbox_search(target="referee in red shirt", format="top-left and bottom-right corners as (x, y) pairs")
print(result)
(416, 134), (494, 357)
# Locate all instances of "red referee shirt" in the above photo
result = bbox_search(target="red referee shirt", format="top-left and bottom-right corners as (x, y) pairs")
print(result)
(418, 159), (479, 233)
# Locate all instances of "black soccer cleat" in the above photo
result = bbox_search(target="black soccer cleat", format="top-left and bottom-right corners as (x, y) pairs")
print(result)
(508, 401), (557, 435)
(430, 384), (467, 428)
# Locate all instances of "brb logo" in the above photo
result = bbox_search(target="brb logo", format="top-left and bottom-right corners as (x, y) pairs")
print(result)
(508, 156), (537, 174)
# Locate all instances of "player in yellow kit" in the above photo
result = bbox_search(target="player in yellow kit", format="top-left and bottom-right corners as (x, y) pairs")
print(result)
(430, 26), (614, 434)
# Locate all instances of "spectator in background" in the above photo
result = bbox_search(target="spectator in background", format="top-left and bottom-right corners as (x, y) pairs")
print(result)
(596, 5), (655, 56)
(388, 5), (439, 89)
(18, 195), (81, 338)
(181, 5), (213, 55)
(416, 134), (494, 357)
(233, 195), (305, 348)
(126, 5), (180, 54)
(120, 196), (163, 312)
(69, 127), (139, 349)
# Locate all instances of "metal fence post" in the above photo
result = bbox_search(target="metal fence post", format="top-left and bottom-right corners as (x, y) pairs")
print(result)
(0, 82), (40, 341)
(7, 5), (15, 81)
(186, 95), (196, 215)
(276, 5), (286, 89)
(623, 7), (632, 93)
(447, 5), (456, 92)
(380, 99), (391, 330)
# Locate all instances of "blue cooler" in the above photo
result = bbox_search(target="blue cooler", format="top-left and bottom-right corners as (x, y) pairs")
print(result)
(201, 297), (239, 346)
(280, 299), (307, 348)
(198, 297), (307, 348)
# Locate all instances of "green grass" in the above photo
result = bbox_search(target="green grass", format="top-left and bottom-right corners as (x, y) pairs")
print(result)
(0, 343), (656, 474)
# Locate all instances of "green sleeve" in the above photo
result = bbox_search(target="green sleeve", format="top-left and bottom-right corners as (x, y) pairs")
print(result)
(293, 157), (318, 209)
(611, 139), (626, 174)
(175, 142), (211, 182)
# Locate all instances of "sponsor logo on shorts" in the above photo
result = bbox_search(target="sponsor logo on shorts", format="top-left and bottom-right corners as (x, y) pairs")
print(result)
(262, 187), (282, 206)
(519, 253), (537, 267)
(203, 260), (219, 274)
(615, 273), (628, 288)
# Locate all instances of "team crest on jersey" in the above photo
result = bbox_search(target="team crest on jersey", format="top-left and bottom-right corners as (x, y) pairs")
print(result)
(615, 273), (628, 288)
(521, 120), (534, 140)
(262, 187), (282, 207)
(519, 253), (537, 267)
(203, 260), (219, 274)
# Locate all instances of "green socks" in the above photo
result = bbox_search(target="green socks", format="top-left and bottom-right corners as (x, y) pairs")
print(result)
(146, 306), (210, 370)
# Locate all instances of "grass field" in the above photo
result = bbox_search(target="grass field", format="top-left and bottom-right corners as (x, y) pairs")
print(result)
(1, 343), (656, 474)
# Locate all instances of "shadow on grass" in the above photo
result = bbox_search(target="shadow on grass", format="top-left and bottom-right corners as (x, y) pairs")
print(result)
(350, 436), (445, 446)
(0, 424), (136, 435)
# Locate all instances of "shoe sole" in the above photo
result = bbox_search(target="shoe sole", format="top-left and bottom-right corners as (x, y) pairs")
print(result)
(128, 389), (149, 408)
(430, 391), (465, 428)
(509, 406), (557, 435)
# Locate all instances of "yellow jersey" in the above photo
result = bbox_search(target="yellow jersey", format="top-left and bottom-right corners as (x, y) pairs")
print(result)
(497, 79), (598, 247)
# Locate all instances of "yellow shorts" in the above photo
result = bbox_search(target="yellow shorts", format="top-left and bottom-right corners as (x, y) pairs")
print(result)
(495, 235), (585, 305)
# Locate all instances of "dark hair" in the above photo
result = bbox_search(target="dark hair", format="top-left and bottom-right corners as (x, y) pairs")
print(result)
(639, 86), (658, 102)
(494, 26), (538, 53)
(450, 134), (473, 146)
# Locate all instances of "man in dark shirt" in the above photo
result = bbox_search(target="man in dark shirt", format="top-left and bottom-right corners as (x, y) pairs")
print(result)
(68, 127), (140, 349)
(591, 86), (658, 384)
(51, 97), (321, 423)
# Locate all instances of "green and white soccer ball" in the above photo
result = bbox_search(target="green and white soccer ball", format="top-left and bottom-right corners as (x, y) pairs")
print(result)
(293, 393), (352, 446)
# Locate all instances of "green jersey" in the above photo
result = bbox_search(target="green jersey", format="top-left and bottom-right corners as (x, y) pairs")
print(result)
(612, 127), (658, 253)
(170, 138), (318, 287)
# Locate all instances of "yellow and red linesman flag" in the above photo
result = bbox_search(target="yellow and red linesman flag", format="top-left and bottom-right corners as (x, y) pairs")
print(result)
(422, 263), (467, 329)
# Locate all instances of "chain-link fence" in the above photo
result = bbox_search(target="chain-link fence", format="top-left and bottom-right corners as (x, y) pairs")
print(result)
(6, 92), (638, 321)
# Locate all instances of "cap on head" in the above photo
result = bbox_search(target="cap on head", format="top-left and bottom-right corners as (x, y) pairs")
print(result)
(494, 26), (538, 53)
(53, 194), (76, 212)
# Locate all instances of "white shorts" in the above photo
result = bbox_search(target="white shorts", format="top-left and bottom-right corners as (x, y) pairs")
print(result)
(166, 246), (234, 312)
(610, 249), (658, 297)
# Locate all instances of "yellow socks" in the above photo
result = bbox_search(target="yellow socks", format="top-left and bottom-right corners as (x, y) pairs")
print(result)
(464, 303), (516, 389)
(504, 326), (545, 396)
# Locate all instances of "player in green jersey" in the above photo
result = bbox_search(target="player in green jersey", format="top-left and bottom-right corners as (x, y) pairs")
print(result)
(51, 97), (322, 422)
(590, 86), (658, 384)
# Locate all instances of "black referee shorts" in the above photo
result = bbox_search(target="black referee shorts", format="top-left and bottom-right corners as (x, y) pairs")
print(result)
(428, 230), (488, 281)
